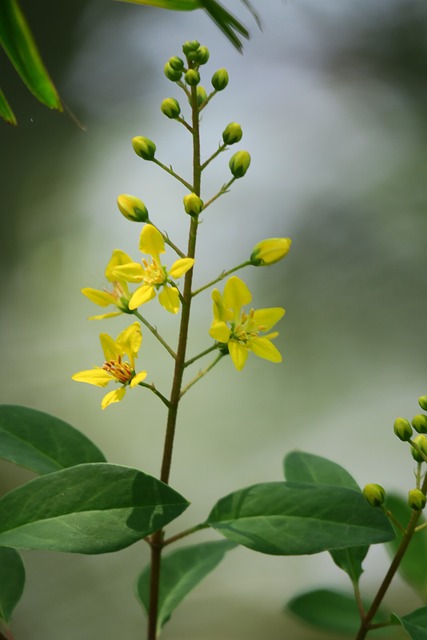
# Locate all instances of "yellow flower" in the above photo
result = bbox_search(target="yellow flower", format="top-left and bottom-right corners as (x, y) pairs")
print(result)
(250, 237), (292, 266)
(72, 322), (147, 409)
(112, 224), (194, 314)
(209, 276), (285, 371)
(81, 249), (134, 320)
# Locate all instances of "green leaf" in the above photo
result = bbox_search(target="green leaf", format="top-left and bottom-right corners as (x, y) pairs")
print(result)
(0, 463), (189, 554)
(287, 588), (390, 636)
(207, 482), (394, 555)
(136, 540), (236, 632)
(0, 405), (106, 474)
(0, 0), (62, 110)
(386, 494), (427, 598)
(0, 88), (17, 125)
(284, 451), (368, 581)
(0, 548), (25, 623)
(392, 607), (427, 639)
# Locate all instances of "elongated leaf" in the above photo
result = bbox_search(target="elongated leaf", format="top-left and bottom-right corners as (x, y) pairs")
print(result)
(0, 88), (17, 125)
(284, 451), (368, 581)
(0, 548), (25, 623)
(0, 0), (62, 110)
(136, 540), (236, 632)
(386, 494), (427, 598)
(392, 607), (427, 639)
(207, 482), (394, 555)
(0, 405), (106, 474)
(0, 463), (189, 554)
(287, 589), (390, 636)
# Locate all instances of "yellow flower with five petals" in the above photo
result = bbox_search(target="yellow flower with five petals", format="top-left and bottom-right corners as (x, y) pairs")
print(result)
(81, 249), (134, 320)
(112, 224), (194, 314)
(72, 322), (147, 409)
(209, 276), (285, 371)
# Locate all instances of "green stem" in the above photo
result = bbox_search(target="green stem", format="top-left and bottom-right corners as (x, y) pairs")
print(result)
(163, 522), (209, 547)
(201, 144), (227, 171)
(184, 344), (219, 368)
(138, 382), (170, 408)
(149, 223), (185, 258)
(152, 157), (193, 191)
(132, 310), (177, 359)
(192, 261), (251, 297)
(198, 89), (218, 112)
(147, 82), (202, 640)
(202, 177), (236, 210)
(180, 353), (224, 398)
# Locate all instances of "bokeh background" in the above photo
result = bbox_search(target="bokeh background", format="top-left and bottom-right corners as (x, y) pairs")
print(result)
(1, 0), (427, 638)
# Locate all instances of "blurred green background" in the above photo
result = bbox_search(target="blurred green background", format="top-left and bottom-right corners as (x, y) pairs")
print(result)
(1, 0), (427, 638)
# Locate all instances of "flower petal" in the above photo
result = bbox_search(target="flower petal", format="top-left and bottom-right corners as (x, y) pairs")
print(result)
(249, 337), (282, 363)
(72, 369), (113, 388)
(139, 224), (165, 262)
(158, 285), (180, 314)
(130, 371), (148, 387)
(112, 263), (145, 283)
(89, 311), (123, 320)
(82, 288), (116, 307)
(169, 258), (195, 279)
(101, 387), (126, 410)
(252, 307), (285, 331)
(105, 249), (134, 280)
(129, 285), (156, 310)
(100, 333), (119, 361)
(223, 277), (252, 318)
(228, 340), (249, 371)
(116, 322), (142, 365)
(209, 320), (231, 343)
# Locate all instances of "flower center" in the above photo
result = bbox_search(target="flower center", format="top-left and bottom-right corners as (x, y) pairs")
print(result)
(102, 357), (134, 384)
(233, 309), (265, 344)
(142, 259), (167, 286)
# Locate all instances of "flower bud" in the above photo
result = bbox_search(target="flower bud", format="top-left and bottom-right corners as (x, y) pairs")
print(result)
(117, 194), (149, 222)
(229, 150), (251, 178)
(408, 488), (426, 511)
(182, 40), (200, 55)
(195, 86), (207, 107)
(250, 238), (292, 266)
(168, 56), (184, 71)
(419, 396), (427, 411)
(412, 414), (427, 434)
(164, 62), (182, 82)
(161, 97), (181, 119)
(132, 136), (156, 161)
(393, 417), (413, 441)
(196, 46), (210, 65)
(183, 193), (203, 216)
(222, 122), (243, 145)
(211, 68), (229, 91)
(185, 69), (200, 86)
(363, 483), (386, 507)
(411, 434), (427, 462)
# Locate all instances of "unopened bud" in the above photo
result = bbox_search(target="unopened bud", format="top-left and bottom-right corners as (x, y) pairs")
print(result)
(132, 136), (156, 161)
(164, 62), (182, 82)
(195, 86), (207, 107)
(183, 193), (203, 216)
(393, 417), (413, 441)
(412, 414), (427, 434)
(250, 238), (292, 266)
(196, 46), (210, 65)
(182, 40), (200, 58)
(408, 488), (426, 511)
(363, 484), (386, 507)
(411, 435), (427, 462)
(117, 194), (149, 222)
(222, 122), (243, 145)
(185, 69), (200, 86)
(211, 68), (229, 91)
(168, 56), (184, 71)
(161, 97), (181, 119)
(419, 396), (427, 411)
(229, 150), (251, 178)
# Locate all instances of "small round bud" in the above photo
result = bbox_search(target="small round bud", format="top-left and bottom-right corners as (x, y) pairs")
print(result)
(164, 62), (182, 82)
(418, 396), (427, 411)
(222, 122), (243, 145)
(183, 193), (203, 216)
(408, 488), (426, 511)
(161, 97), (181, 119)
(250, 238), (292, 266)
(117, 194), (149, 223)
(168, 56), (184, 71)
(182, 40), (200, 57)
(363, 484), (386, 507)
(196, 46), (210, 65)
(184, 69), (200, 86)
(411, 434), (427, 462)
(132, 136), (156, 161)
(211, 68), (229, 91)
(195, 86), (208, 107)
(393, 417), (413, 441)
(229, 150), (251, 178)
(412, 414), (427, 434)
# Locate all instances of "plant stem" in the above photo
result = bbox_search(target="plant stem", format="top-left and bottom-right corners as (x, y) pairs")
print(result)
(184, 344), (219, 368)
(152, 158), (193, 191)
(163, 522), (209, 547)
(132, 310), (177, 359)
(147, 82), (202, 640)
(192, 261), (251, 297)
(180, 353), (224, 398)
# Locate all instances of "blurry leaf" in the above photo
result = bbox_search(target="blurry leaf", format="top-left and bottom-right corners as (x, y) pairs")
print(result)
(0, 0), (62, 116)
(207, 481), (394, 555)
(0, 405), (106, 475)
(0, 89), (17, 125)
(386, 494), (427, 599)
(119, 0), (260, 51)
(136, 540), (236, 631)
(287, 588), (390, 636)
(0, 463), (189, 554)
(392, 607), (427, 639)
(284, 451), (368, 581)
(0, 548), (25, 623)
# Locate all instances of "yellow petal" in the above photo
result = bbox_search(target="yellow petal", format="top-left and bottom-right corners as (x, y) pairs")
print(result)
(223, 277), (252, 318)
(252, 307), (285, 331)
(105, 249), (134, 280)
(169, 258), (194, 279)
(82, 288), (116, 307)
(228, 340), (248, 371)
(100, 333), (119, 361)
(209, 320), (231, 343)
(101, 387), (126, 410)
(116, 322), (142, 365)
(249, 337), (282, 363)
(158, 285), (180, 314)
(130, 371), (148, 387)
(129, 285), (156, 310)
(112, 263), (145, 283)
(72, 369), (113, 388)
(89, 311), (123, 320)
(139, 224), (165, 262)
